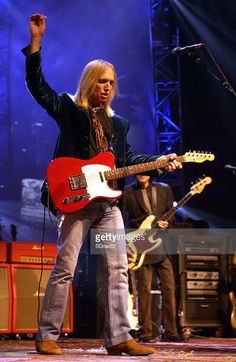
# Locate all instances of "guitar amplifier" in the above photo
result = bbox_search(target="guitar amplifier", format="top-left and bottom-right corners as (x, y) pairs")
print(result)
(0, 241), (8, 262)
(180, 300), (227, 327)
(11, 263), (73, 333)
(0, 264), (12, 333)
(8, 241), (57, 265)
(179, 236), (228, 329)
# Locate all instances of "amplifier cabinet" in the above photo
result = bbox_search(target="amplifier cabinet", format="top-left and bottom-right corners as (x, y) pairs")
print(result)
(0, 264), (12, 333)
(180, 300), (228, 327)
(9, 241), (57, 265)
(11, 263), (73, 334)
(178, 236), (228, 328)
(228, 237), (236, 293)
(179, 272), (228, 327)
(0, 241), (7, 262)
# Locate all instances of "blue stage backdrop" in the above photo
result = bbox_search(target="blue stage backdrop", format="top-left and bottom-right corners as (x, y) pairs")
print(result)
(0, 0), (155, 242)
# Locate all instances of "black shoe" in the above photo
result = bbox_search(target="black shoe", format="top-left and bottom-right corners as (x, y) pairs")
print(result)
(138, 335), (153, 343)
(129, 329), (139, 339)
(138, 335), (160, 343)
(162, 334), (185, 342)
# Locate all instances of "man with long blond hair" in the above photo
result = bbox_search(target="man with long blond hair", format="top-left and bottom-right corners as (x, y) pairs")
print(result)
(74, 59), (118, 116)
(23, 13), (182, 356)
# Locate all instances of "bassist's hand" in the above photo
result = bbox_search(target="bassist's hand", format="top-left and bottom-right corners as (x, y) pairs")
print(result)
(157, 220), (169, 229)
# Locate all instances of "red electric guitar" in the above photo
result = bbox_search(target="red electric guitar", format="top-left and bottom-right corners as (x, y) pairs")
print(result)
(46, 151), (215, 213)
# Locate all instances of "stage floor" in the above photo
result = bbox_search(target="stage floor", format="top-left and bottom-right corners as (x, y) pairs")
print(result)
(0, 338), (236, 362)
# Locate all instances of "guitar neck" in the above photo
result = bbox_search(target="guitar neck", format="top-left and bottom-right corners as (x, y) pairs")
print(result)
(151, 191), (193, 228)
(104, 155), (185, 181)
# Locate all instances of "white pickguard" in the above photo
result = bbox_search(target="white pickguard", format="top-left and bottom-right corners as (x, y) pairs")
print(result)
(82, 164), (122, 200)
(127, 215), (156, 242)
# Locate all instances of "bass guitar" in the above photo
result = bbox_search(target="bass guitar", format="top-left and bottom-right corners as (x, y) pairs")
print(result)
(127, 176), (212, 271)
(46, 151), (214, 213)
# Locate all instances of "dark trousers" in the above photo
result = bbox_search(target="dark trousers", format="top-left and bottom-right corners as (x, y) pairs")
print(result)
(137, 257), (177, 337)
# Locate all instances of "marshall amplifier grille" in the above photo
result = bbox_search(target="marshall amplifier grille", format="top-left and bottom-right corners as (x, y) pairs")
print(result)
(11, 264), (73, 333)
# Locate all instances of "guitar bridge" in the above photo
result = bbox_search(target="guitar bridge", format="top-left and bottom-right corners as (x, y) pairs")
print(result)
(69, 174), (87, 190)
(63, 193), (90, 205)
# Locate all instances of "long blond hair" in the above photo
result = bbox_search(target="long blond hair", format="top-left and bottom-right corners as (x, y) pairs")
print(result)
(74, 59), (118, 117)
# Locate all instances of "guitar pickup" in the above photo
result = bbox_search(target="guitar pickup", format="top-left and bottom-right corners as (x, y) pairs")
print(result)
(69, 174), (87, 190)
(63, 193), (90, 204)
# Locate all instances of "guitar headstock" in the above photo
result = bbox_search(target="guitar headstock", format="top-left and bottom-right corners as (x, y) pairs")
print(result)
(184, 151), (215, 163)
(190, 176), (212, 195)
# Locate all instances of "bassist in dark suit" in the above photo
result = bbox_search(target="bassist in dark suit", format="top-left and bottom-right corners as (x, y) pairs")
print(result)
(122, 175), (183, 342)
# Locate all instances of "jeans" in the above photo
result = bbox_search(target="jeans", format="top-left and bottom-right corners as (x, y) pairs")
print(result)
(36, 200), (132, 347)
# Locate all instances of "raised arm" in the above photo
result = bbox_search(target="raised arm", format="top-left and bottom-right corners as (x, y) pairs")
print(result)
(23, 13), (65, 119)
(29, 13), (47, 54)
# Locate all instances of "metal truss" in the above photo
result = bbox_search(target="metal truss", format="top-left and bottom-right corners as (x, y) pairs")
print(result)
(150, 0), (184, 189)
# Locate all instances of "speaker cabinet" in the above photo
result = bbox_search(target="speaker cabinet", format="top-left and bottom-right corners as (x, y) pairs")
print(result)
(179, 236), (228, 329)
(0, 264), (12, 333)
(179, 271), (228, 327)
(11, 264), (73, 333)
(180, 299), (227, 327)
(228, 238), (236, 293)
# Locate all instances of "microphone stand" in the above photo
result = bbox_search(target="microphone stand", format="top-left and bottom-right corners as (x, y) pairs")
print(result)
(186, 44), (236, 98)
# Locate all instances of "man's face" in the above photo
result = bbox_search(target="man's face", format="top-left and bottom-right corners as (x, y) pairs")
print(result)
(136, 175), (150, 185)
(89, 67), (115, 107)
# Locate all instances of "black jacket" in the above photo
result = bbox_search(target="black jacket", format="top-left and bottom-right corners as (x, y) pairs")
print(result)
(23, 48), (161, 212)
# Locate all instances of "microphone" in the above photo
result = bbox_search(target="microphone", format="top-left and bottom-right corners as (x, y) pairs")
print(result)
(224, 164), (236, 172)
(171, 43), (205, 56)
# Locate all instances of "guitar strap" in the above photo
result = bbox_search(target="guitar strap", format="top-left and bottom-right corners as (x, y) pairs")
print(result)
(151, 184), (158, 215)
(141, 184), (158, 216)
(141, 188), (153, 215)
